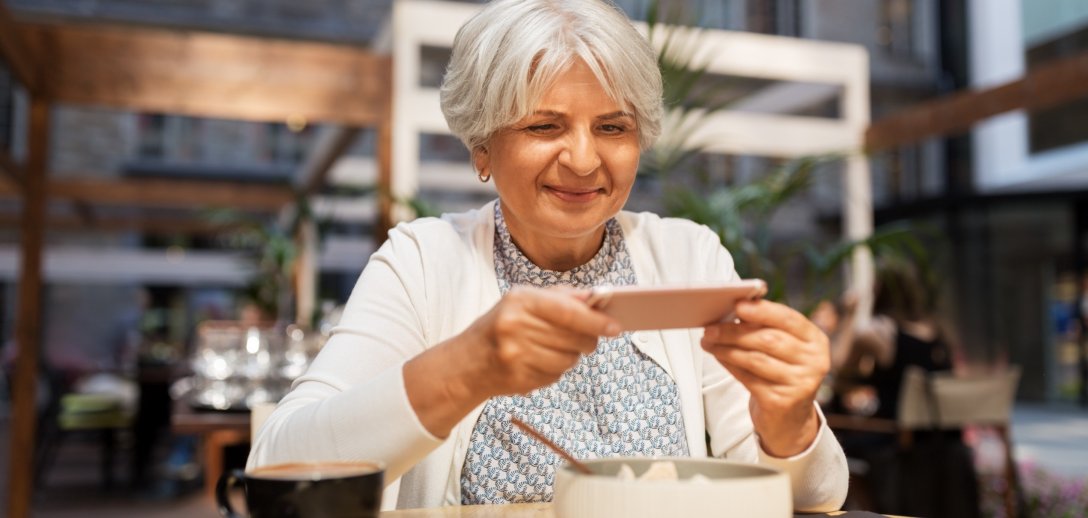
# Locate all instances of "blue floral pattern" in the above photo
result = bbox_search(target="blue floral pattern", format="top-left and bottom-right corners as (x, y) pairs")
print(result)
(459, 203), (689, 504)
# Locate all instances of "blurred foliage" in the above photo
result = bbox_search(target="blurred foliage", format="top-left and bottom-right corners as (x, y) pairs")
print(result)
(206, 185), (434, 322)
(403, 195), (441, 219)
(640, 0), (735, 180)
(640, 0), (930, 310)
(206, 193), (311, 322)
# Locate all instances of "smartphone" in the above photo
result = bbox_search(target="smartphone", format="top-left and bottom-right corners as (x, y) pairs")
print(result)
(586, 279), (768, 331)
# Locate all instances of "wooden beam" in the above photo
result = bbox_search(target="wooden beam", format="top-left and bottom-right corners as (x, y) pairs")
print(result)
(295, 126), (361, 196)
(49, 177), (296, 211)
(0, 176), (296, 211)
(1, 153), (116, 229)
(0, 212), (246, 235)
(8, 97), (49, 518)
(25, 21), (391, 126)
(866, 51), (1088, 151)
(0, 148), (25, 191)
(0, 3), (44, 95)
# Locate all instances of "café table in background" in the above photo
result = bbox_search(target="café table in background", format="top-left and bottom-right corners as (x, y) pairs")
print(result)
(170, 399), (251, 500)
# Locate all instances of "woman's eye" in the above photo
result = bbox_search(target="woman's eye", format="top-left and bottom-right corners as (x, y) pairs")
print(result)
(599, 124), (627, 134)
(526, 124), (558, 133)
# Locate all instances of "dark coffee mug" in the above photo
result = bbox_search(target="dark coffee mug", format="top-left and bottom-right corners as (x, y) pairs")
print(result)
(216, 461), (384, 518)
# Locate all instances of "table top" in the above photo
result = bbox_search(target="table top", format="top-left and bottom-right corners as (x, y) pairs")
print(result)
(379, 503), (904, 517)
(824, 412), (899, 434)
(170, 399), (251, 435)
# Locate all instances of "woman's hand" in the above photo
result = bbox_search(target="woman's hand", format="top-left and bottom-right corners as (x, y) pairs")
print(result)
(701, 299), (830, 458)
(462, 286), (620, 396)
(405, 286), (619, 437)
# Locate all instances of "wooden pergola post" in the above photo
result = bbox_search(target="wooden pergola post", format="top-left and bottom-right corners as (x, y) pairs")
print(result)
(293, 126), (363, 326)
(8, 97), (50, 518)
(2, 2), (50, 516)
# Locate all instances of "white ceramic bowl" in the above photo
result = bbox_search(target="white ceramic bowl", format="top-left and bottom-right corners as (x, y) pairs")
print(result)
(553, 457), (791, 518)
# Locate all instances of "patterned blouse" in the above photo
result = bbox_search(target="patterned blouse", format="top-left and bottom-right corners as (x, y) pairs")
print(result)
(459, 204), (689, 504)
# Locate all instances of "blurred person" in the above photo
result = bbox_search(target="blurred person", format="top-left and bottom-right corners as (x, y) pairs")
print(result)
(810, 299), (840, 336)
(810, 292), (859, 407)
(814, 291), (861, 373)
(249, 0), (847, 511)
(833, 258), (981, 517)
(238, 300), (268, 328)
(833, 258), (957, 421)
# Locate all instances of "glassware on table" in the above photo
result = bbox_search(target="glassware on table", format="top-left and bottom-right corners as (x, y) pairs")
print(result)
(189, 321), (286, 411)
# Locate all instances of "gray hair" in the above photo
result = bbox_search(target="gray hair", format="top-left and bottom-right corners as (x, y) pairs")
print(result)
(440, 0), (663, 152)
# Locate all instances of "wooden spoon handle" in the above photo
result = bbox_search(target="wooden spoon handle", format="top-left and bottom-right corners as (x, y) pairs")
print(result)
(510, 416), (593, 475)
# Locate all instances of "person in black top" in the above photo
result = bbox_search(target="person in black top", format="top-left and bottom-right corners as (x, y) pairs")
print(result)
(830, 258), (981, 517)
(832, 257), (956, 420)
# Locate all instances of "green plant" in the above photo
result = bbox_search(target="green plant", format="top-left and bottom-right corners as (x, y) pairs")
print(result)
(640, 0), (736, 180)
(661, 154), (836, 300)
(207, 186), (434, 323)
(206, 194), (309, 322)
(639, 1), (928, 310)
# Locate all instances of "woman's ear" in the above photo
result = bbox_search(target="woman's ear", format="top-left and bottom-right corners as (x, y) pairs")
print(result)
(472, 146), (491, 182)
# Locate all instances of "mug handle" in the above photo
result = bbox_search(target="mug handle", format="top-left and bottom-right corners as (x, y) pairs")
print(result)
(216, 469), (248, 518)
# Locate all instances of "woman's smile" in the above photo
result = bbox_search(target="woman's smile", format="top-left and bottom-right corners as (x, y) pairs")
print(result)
(544, 185), (605, 203)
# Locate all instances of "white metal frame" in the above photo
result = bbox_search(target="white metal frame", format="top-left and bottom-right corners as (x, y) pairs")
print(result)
(391, 0), (874, 305)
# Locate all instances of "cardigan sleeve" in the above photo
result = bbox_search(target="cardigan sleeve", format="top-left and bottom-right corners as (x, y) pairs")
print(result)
(702, 344), (849, 512)
(690, 223), (849, 512)
(246, 222), (445, 483)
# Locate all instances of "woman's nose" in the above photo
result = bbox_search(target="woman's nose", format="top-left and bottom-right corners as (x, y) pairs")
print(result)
(558, 129), (602, 176)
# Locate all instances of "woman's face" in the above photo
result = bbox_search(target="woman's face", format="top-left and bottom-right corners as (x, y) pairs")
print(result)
(476, 58), (641, 264)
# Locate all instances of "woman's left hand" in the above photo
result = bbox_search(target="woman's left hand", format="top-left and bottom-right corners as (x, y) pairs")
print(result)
(701, 299), (830, 458)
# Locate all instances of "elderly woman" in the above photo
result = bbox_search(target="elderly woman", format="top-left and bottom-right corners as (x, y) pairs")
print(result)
(248, 0), (847, 511)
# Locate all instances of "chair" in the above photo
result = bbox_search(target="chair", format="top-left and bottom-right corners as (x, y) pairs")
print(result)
(896, 365), (1022, 518)
(60, 393), (133, 487)
(37, 392), (134, 490)
(34, 373), (137, 491)
(830, 365), (1022, 517)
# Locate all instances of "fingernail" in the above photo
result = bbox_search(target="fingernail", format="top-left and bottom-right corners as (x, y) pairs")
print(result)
(605, 323), (621, 336)
(703, 326), (719, 339)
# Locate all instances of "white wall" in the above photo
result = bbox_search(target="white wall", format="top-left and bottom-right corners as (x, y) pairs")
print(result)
(970, 0), (1088, 193)
(969, 0), (1029, 192)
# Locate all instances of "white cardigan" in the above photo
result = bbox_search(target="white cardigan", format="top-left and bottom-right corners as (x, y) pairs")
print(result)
(247, 201), (848, 512)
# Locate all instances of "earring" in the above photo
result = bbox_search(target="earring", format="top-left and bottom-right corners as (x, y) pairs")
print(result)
(472, 147), (490, 183)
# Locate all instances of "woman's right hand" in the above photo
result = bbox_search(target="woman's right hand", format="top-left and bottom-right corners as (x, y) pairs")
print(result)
(460, 286), (621, 397)
(404, 286), (620, 437)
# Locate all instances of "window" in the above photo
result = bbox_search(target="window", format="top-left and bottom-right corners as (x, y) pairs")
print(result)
(879, 0), (916, 59)
(134, 113), (314, 172)
(1026, 23), (1088, 154)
